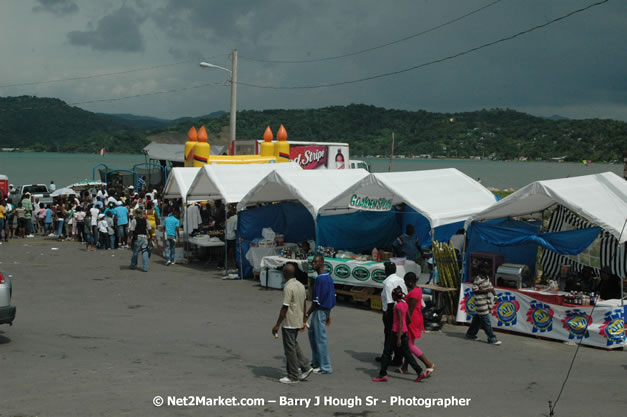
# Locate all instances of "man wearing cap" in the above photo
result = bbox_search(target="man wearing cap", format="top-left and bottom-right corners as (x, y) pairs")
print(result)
(97, 213), (109, 249)
(129, 209), (151, 272)
(114, 200), (130, 249)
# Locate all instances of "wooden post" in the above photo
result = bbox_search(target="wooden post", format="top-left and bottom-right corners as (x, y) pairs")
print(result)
(388, 132), (395, 172)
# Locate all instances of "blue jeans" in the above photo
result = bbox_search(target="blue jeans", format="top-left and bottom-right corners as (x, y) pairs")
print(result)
(109, 234), (115, 249)
(308, 308), (332, 373)
(0, 218), (4, 240)
(466, 313), (498, 343)
(130, 236), (149, 272)
(165, 237), (176, 263)
(56, 219), (65, 237)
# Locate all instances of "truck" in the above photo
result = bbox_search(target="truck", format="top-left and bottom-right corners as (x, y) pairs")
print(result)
(233, 140), (354, 170)
(16, 184), (53, 206)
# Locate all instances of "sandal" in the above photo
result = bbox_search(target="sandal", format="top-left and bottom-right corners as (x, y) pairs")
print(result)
(415, 366), (436, 382)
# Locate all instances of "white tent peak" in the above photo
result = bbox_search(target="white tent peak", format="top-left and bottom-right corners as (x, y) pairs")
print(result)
(186, 162), (301, 203)
(320, 168), (497, 228)
(162, 167), (200, 202)
(467, 171), (627, 243)
(237, 169), (370, 218)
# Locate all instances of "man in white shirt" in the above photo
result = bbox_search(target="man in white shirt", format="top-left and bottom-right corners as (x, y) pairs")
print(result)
(225, 208), (237, 265)
(376, 262), (407, 367)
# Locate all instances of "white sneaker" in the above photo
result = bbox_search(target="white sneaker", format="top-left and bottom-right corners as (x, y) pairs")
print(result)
(171, 260), (175, 265)
(299, 368), (314, 381)
(165, 261), (171, 266)
(279, 377), (298, 384)
(27, 234), (34, 238)
(489, 340), (502, 346)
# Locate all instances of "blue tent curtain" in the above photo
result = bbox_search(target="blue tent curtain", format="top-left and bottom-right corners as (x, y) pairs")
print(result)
(464, 219), (541, 282)
(236, 202), (315, 278)
(400, 205), (465, 248)
(316, 209), (402, 253)
(472, 221), (601, 255)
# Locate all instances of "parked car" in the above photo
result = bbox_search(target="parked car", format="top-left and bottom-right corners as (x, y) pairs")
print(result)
(17, 184), (52, 206)
(0, 270), (16, 326)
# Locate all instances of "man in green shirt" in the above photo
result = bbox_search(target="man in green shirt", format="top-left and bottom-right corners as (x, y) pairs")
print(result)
(21, 193), (34, 237)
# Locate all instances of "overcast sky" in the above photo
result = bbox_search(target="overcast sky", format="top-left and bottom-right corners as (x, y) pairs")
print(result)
(1, 0), (625, 121)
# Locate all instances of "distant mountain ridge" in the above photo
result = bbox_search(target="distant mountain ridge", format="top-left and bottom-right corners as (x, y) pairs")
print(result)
(0, 96), (625, 161)
(97, 111), (226, 129)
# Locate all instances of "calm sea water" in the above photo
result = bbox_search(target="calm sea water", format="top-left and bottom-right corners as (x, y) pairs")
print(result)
(0, 152), (621, 190)
(365, 158), (622, 189)
(0, 153), (147, 188)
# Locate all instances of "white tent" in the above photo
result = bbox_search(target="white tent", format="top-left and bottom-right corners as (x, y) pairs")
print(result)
(237, 169), (370, 218)
(319, 168), (497, 228)
(162, 167), (200, 202)
(186, 162), (301, 203)
(466, 171), (627, 244)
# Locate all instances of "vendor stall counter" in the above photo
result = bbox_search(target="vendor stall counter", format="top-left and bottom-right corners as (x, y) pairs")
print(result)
(457, 283), (625, 349)
(309, 257), (420, 289)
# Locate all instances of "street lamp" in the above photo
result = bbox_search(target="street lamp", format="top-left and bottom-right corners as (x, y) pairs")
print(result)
(200, 49), (238, 154)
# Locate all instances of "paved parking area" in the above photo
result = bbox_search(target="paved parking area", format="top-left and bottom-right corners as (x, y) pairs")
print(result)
(1, 237), (625, 417)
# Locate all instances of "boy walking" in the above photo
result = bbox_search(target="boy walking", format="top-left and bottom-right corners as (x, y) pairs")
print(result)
(466, 262), (502, 345)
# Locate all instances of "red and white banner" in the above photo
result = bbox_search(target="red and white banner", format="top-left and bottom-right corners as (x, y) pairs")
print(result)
(457, 283), (625, 349)
(290, 145), (328, 169)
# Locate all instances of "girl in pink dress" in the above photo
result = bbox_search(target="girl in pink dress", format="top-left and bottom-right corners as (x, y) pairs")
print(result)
(399, 272), (436, 378)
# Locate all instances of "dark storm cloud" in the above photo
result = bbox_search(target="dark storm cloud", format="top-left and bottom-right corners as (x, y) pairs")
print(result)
(150, 0), (305, 45)
(32, 0), (78, 16)
(67, 7), (145, 52)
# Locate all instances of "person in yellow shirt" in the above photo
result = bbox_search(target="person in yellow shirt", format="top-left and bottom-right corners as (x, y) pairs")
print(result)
(0, 200), (7, 242)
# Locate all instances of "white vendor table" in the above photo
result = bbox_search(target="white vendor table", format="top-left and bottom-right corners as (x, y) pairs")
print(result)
(188, 236), (225, 248)
(246, 247), (283, 272)
(260, 256), (309, 272)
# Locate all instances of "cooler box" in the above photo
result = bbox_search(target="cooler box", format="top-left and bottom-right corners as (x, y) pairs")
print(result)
(260, 269), (285, 289)
(0, 175), (7, 197)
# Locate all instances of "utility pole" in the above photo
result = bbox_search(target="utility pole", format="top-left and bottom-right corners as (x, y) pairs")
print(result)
(230, 49), (238, 155)
(388, 132), (395, 172)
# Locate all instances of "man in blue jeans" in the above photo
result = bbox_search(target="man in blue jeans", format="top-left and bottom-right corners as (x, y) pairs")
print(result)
(306, 254), (336, 374)
(466, 262), (502, 345)
(163, 211), (180, 266)
(129, 209), (151, 272)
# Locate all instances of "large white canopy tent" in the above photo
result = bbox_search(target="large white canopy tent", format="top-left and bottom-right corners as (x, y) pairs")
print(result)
(186, 163), (301, 203)
(466, 172), (627, 244)
(320, 168), (497, 228)
(162, 167), (200, 202)
(237, 169), (370, 218)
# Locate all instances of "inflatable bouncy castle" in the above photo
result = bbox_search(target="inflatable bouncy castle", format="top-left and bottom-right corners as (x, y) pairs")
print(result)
(184, 124), (291, 165)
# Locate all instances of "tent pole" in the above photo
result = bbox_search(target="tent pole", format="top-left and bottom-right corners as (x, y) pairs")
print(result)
(223, 200), (228, 277)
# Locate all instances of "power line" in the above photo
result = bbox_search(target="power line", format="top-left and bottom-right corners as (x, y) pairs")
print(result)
(0, 54), (229, 89)
(240, 0), (503, 64)
(236, 0), (609, 90)
(69, 80), (227, 105)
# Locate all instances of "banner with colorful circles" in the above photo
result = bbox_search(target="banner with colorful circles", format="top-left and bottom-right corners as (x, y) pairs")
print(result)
(457, 283), (625, 349)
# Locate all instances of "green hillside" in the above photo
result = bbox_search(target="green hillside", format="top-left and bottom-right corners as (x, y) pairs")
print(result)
(1, 97), (625, 161)
(176, 105), (626, 162)
(0, 96), (149, 153)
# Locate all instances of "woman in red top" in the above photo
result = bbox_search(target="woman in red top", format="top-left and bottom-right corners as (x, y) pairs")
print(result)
(373, 286), (425, 382)
(398, 272), (436, 378)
